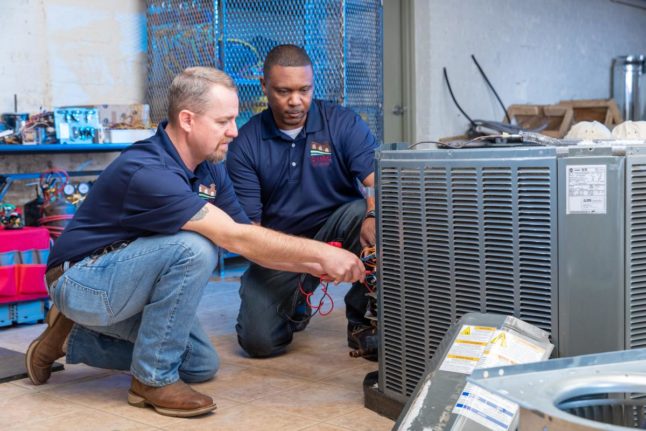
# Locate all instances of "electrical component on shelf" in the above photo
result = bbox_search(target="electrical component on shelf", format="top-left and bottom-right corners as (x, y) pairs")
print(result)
(1, 111), (56, 145)
(0, 202), (24, 230)
(98, 103), (154, 143)
(20, 111), (57, 145)
(53, 104), (154, 144)
(53, 107), (102, 144)
(97, 104), (151, 129)
(2, 113), (28, 133)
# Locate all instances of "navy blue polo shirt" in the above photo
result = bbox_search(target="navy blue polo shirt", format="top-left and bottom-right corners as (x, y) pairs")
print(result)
(48, 121), (250, 269)
(226, 99), (377, 237)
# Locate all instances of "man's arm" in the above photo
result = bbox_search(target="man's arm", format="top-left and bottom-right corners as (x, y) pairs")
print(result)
(360, 172), (376, 247)
(363, 172), (375, 211)
(337, 108), (378, 247)
(183, 203), (365, 283)
(226, 138), (263, 223)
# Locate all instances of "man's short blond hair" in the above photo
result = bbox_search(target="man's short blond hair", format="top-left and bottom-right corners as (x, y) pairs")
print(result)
(167, 67), (236, 124)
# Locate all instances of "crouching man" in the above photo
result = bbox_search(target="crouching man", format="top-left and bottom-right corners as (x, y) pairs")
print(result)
(25, 67), (365, 418)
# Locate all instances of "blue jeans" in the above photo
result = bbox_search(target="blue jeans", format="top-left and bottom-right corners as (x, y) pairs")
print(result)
(49, 231), (219, 387)
(236, 199), (371, 357)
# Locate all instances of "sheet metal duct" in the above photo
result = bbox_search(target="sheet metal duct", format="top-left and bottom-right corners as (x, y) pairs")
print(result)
(469, 348), (646, 430)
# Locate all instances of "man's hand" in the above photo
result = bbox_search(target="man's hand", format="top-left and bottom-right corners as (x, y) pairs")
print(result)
(360, 216), (376, 247)
(320, 245), (366, 284)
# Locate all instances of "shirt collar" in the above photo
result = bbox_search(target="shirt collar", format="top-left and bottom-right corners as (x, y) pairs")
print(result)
(260, 100), (324, 140)
(157, 120), (199, 183)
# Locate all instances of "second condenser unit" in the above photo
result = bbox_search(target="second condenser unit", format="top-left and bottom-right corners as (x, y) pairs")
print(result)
(376, 143), (646, 402)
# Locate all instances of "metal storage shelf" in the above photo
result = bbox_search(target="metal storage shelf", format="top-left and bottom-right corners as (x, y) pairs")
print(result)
(1, 141), (243, 277)
(0, 144), (131, 154)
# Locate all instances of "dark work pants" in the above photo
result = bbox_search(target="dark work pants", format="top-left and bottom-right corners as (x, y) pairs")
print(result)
(235, 199), (370, 357)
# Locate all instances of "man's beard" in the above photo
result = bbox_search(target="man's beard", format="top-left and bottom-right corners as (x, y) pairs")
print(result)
(206, 151), (225, 163)
(206, 142), (227, 163)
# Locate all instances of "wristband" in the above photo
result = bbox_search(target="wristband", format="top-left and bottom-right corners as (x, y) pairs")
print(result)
(365, 210), (376, 219)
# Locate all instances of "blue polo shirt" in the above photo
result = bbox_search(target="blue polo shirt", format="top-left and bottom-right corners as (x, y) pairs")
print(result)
(226, 99), (377, 237)
(48, 121), (250, 269)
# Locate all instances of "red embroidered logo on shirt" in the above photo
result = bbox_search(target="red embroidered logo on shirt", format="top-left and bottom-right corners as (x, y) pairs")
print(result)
(310, 141), (332, 167)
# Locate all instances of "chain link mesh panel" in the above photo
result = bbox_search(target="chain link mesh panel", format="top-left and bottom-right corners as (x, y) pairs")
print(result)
(146, 0), (382, 141)
(147, 0), (219, 123)
(345, 0), (383, 141)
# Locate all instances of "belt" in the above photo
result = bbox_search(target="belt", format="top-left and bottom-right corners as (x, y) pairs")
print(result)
(45, 240), (133, 289)
(45, 261), (76, 289)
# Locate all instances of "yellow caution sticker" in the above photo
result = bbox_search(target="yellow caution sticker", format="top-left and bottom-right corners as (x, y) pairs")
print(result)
(439, 325), (497, 375)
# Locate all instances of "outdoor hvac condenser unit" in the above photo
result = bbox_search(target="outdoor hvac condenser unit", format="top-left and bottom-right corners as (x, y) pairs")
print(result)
(376, 144), (646, 403)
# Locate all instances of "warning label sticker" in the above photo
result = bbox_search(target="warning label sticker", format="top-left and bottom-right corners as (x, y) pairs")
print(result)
(478, 330), (548, 368)
(439, 325), (496, 374)
(566, 164), (607, 214)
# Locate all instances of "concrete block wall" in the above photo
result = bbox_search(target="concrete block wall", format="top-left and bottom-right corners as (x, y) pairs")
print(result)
(0, 0), (145, 207)
(414, 0), (646, 141)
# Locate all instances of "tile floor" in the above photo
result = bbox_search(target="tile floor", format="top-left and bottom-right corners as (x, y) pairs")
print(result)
(0, 266), (394, 430)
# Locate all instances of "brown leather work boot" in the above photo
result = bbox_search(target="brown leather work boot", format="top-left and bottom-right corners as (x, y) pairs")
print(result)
(128, 377), (217, 418)
(25, 305), (74, 385)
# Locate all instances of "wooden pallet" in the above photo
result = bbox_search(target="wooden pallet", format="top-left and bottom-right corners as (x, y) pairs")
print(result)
(507, 104), (574, 138)
(558, 98), (623, 127)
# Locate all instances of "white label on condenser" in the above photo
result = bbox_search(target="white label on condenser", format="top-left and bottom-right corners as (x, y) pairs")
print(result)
(438, 325), (496, 374)
(566, 164), (606, 214)
(453, 383), (518, 431)
(59, 123), (70, 140)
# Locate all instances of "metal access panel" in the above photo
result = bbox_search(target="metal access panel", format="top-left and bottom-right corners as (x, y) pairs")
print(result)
(469, 348), (646, 431)
(625, 147), (646, 351)
(376, 147), (559, 402)
(394, 312), (553, 431)
(557, 147), (626, 357)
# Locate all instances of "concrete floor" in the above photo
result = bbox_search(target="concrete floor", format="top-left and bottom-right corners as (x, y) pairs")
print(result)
(0, 268), (394, 430)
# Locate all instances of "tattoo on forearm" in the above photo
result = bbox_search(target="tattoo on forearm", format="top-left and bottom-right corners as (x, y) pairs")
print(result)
(191, 206), (209, 221)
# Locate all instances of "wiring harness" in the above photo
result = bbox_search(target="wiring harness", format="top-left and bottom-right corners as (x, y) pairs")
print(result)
(286, 243), (379, 326)
(348, 245), (379, 360)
